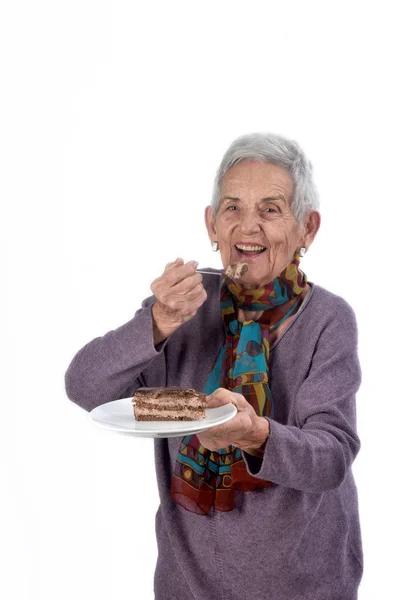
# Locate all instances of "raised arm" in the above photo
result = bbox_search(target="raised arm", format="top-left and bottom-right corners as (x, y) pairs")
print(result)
(64, 258), (207, 412)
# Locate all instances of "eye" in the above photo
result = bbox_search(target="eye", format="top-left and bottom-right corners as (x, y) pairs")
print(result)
(263, 207), (277, 213)
(226, 205), (238, 211)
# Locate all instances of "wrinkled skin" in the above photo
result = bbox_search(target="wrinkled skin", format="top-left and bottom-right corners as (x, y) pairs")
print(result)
(196, 388), (270, 453)
(151, 258), (206, 344)
(205, 160), (320, 289)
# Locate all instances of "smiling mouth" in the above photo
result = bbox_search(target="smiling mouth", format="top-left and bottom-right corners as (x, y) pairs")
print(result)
(235, 244), (267, 255)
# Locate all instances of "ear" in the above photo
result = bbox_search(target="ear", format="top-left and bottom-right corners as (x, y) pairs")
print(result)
(301, 210), (321, 249)
(205, 205), (218, 243)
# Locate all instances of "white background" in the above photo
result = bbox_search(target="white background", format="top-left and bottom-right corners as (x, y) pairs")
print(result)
(1, 1), (399, 598)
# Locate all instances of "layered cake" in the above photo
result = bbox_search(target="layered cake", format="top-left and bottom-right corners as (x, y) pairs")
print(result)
(225, 262), (248, 279)
(132, 387), (207, 421)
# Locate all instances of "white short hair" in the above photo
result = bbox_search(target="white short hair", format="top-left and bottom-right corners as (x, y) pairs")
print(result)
(211, 132), (320, 223)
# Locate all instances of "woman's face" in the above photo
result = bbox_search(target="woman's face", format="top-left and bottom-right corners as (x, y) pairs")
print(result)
(205, 160), (319, 288)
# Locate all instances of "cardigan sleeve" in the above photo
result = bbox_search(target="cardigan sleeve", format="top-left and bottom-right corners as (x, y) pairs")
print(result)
(64, 295), (168, 412)
(242, 301), (362, 493)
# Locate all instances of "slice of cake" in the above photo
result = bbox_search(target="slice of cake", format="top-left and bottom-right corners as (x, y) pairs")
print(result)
(225, 262), (248, 279)
(132, 387), (207, 421)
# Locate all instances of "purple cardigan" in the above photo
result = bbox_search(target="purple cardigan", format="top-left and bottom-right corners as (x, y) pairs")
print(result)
(65, 271), (363, 600)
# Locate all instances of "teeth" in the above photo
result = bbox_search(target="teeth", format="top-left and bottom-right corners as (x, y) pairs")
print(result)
(236, 244), (266, 251)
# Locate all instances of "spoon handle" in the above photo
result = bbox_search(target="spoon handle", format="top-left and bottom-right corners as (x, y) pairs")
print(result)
(196, 270), (222, 275)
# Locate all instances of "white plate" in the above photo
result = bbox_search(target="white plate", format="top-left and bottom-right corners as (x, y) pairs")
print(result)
(88, 397), (237, 438)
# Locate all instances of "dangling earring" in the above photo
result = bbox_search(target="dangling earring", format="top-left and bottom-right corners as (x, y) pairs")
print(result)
(299, 247), (306, 257)
(212, 241), (219, 252)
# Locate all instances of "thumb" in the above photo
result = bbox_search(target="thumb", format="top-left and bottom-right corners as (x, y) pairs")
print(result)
(206, 388), (235, 408)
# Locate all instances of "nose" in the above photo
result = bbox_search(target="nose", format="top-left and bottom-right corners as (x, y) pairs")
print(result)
(238, 207), (261, 236)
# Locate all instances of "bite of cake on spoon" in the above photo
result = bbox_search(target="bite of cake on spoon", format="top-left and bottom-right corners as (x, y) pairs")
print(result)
(225, 262), (248, 279)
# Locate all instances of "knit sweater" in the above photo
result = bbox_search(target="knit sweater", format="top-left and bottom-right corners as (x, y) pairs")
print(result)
(65, 270), (363, 600)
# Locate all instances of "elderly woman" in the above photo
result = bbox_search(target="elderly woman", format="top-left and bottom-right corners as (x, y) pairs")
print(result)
(65, 133), (363, 600)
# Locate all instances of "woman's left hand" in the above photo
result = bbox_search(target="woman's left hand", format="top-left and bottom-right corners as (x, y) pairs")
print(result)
(196, 388), (270, 454)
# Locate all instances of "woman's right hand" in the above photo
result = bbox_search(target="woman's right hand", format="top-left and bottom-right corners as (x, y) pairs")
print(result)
(150, 258), (208, 344)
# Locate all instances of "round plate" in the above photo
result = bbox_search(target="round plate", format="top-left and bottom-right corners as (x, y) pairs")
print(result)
(88, 397), (237, 438)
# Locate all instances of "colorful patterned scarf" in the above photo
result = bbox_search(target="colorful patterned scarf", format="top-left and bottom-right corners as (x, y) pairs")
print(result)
(170, 251), (307, 514)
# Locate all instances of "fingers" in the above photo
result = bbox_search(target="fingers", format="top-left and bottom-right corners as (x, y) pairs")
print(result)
(173, 272), (203, 295)
(164, 257), (184, 271)
(152, 260), (200, 295)
(205, 388), (234, 408)
(197, 411), (253, 451)
(150, 258), (207, 327)
(153, 281), (206, 312)
(206, 388), (247, 409)
(198, 390), (260, 451)
(151, 259), (205, 303)
(172, 287), (207, 322)
(163, 259), (199, 286)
